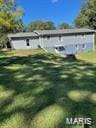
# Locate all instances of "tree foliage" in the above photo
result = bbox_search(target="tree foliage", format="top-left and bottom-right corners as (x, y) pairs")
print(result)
(0, 0), (23, 32)
(0, 0), (23, 47)
(0, 33), (8, 48)
(75, 0), (96, 29)
(58, 22), (72, 29)
(27, 20), (56, 31)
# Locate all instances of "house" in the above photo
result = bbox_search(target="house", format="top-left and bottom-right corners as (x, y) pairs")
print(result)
(8, 29), (95, 55)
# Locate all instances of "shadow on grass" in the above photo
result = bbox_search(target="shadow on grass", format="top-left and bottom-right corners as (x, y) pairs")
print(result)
(0, 52), (96, 128)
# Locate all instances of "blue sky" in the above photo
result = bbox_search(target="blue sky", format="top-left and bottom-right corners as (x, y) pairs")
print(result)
(17, 0), (83, 26)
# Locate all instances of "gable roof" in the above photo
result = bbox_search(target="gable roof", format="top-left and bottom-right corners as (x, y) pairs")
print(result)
(35, 29), (95, 36)
(8, 29), (95, 38)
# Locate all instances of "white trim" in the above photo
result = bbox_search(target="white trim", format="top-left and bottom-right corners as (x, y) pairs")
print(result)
(93, 33), (95, 51)
(58, 36), (63, 42)
(75, 44), (79, 51)
(42, 47), (48, 52)
(39, 36), (44, 49)
(55, 45), (64, 47)
(55, 49), (60, 53)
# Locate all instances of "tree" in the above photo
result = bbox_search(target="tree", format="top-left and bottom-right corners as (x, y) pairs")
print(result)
(12, 19), (25, 33)
(58, 22), (72, 29)
(44, 21), (56, 30)
(27, 20), (56, 31)
(0, 0), (23, 31)
(74, 0), (96, 29)
(0, 33), (8, 48)
(0, 0), (23, 48)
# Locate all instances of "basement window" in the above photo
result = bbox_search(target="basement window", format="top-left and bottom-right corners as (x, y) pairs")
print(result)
(59, 46), (65, 51)
(56, 46), (65, 51)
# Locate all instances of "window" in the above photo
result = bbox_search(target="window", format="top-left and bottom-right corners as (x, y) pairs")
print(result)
(38, 45), (41, 48)
(82, 44), (86, 49)
(26, 39), (30, 46)
(59, 46), (65, 51)
(55, 46), (65, 51)
(76, 44), (79, 50)
(83, 35), (85, 38)
(75, 34), (78, 38)
(81, 34), (85, 39)
(55, 47), (58, 50)
(59, 36), (61, 41)
(76, 44), (78, 48)
(47, 36), (50, 40)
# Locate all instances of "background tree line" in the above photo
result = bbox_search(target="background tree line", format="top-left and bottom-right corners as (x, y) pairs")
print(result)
(26, 21), (72, 32)
(27, 0), (96, 31)
(0, 0), (96, 48)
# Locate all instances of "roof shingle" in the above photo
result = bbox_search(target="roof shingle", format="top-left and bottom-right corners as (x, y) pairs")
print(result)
(35, 29), (95, 35)
(8, 29), (95, 38)
(8, 32), (38, 38)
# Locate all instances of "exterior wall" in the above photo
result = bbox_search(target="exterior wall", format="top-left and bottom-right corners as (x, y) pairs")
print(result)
(29, 38), (40, 49)
(11, 40), (26, 49)
(41, 34), (94, 46)
(10, 33), (94, 55)
(59, 43), (93, 55)
(11, 37), (39, 50)
(44, 43), (93, 53)
(41, 33), (94, 54)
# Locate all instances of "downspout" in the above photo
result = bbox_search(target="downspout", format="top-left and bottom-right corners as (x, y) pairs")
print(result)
(93, 32), (96, 51)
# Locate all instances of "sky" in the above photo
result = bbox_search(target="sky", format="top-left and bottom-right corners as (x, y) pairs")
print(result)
(17, 0), (83, 26)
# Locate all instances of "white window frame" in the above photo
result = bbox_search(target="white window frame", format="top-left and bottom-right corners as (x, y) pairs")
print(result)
(59, 36), (62, 41)
(47, 36), (50, 40)
(75, 44), (79, 50)
(26, 39), (31, 48)
(81, 34), (86, 39)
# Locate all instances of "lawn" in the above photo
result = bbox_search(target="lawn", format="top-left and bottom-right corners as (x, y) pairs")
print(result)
(0, 49), (96, 128)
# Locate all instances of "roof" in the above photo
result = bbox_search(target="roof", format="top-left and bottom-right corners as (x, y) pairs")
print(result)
(8, 32), (38, 38)
(8, 29), (95, 38)
(35, 29), (95, 35)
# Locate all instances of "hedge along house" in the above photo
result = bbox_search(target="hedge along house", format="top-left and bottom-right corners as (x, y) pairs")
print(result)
(8, 29), (95, 55)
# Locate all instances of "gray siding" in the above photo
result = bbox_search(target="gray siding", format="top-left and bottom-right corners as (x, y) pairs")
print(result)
(60, 43), (93, 55)
(10, 33), (94, 55)
(44, 43), (93, 54)
(11, 37), (39, 50)
(29, 38), (40, 49)
(41, 34), (94, 47)
(12, 40), (26, 49)
(41, 34), (94, 54)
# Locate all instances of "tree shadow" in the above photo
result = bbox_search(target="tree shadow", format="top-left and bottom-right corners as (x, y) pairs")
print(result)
(0, 51), (96, 128)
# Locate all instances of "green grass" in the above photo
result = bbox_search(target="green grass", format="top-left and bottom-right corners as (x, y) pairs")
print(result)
(0, 49), (96, 128)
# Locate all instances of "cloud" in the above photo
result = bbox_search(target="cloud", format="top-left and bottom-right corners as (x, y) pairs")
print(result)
(52, 0), (59, 3)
